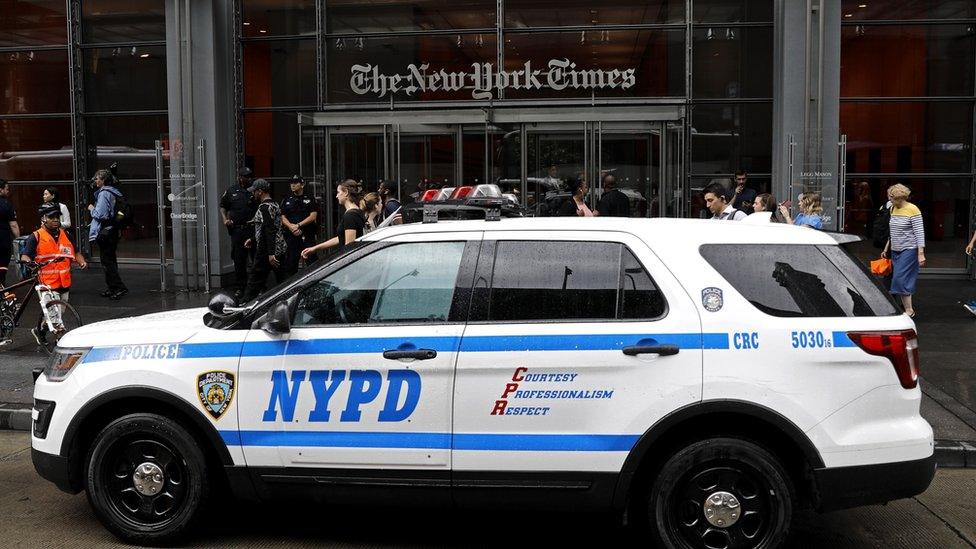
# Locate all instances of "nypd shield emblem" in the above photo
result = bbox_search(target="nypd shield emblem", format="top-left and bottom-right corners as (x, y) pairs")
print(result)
(198, 371), (235, 420)
(701, 287), (724, 312)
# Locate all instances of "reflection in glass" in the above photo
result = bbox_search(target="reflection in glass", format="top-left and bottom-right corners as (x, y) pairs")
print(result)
(84, 46), (167, 112)
(0, 117), (73, 181)
(400, 133), (456, 204)
(85, 115), (167, 180)
(81, 0), (165, 43)
(488, 127), (522, 197)
(243, 39), (317, 107)
(841, 102), (972, 174)
(840, 0), (974, 21)
(841, 25), (974, 97)
(0, 49), (70, 114)
(691, 103), (773, 175)
(526, 127), (584, 216)
(505, 0), (682, 28)
(242, 0), (316, 37)
(489, 241), (621, 321)
(0, 0), (67, 47)
(327, 0), (495, 34)
(693, 0), (773, 23)
(244, 112), (301, 178)
(504, 30), (685, 99)
(107, 183), (164, 259)
(843, 177), (971, 270)
(327, 33), (497, 103)
(599, 129), (658, 217)
(329, 132), (386, 236)
(692, 27), (773, 99)
(7, 183), (74, 235)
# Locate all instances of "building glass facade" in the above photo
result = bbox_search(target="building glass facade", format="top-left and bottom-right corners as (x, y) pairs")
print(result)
(1, 1), (974, 280)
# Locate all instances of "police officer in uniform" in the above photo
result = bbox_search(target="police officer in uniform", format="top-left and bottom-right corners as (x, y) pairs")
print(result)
(220, 167), (257, 299)
(279, 175), (318, 279)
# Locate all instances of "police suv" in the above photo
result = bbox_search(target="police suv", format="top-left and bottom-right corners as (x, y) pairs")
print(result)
(32, 217), (934, 547)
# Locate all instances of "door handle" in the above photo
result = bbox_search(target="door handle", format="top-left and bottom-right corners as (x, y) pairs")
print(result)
(383, 349), (437, 360)
(622, 345), (680, 357)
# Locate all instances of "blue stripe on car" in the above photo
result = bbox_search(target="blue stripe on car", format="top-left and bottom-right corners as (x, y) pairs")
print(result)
(220, 430), (639, 452)
(83, 333), (731, 362)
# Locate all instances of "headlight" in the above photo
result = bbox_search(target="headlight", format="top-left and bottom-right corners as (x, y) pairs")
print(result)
(43, 348), (89, 382)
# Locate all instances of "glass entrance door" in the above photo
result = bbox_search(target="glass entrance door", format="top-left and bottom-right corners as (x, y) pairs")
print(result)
(394, 124), (457, 204)
(597, 122), (660, 217)
(525, 123), (588, 216)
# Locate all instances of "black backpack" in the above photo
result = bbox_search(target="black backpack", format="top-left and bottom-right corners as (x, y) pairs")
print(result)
(113, 191), (134, 228)
(871, 205), (891, 248)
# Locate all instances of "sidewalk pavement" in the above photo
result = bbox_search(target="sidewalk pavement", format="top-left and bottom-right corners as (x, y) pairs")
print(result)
(0, 266), (974, 466)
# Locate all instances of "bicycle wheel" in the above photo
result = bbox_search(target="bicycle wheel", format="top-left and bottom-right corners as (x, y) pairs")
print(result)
(42, 299), (83, 353)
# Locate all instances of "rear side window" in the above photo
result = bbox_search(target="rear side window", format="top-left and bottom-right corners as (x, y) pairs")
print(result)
(488, 241), (666, 321)
(700, 244), (899, 317)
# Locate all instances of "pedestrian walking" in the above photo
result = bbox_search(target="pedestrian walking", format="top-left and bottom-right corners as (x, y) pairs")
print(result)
(242, 179), (287, 302)
(279, 175), (318, 279)
(881, 184), (925, 317)
(779, 192), (824, 229)
(0, 179), (20, 287)
(749, 193), (787, 223)
(703, 183), (747, 220)
(220, 167), (257, 299)
(362, 192), (382, 232)
(378, 180), (402, 224)
(301, 179), (366, 260)
(21, 203), (87, 346)
(557, 177), (596, 217)
(596, 174), (630, 217)
(88, 169), (127, 299)
(964, 230), (976, 317)
(729, 170), (757, 215)
(42, 187), (71, 229)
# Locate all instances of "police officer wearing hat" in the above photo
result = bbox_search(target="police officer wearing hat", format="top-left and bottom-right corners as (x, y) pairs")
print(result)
(279, 175), (318, 278)
(220, 167), (257, 298)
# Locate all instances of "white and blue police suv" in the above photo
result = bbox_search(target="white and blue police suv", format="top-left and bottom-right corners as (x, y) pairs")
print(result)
(32, 217), (934, 547)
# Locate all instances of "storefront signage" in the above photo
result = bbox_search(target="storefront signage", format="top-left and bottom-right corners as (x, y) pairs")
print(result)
(350, 59), (637, 100)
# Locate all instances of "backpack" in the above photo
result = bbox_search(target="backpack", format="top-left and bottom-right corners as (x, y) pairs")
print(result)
(112, 190), (134, 229)
(871, 204), (891, 248)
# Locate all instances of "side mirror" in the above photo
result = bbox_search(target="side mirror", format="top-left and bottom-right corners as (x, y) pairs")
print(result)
(208, 292), (236, 317)
(256, 300), (290, 335)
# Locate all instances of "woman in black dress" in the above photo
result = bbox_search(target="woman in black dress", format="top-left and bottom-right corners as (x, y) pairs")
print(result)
(301, 179), (366, 260)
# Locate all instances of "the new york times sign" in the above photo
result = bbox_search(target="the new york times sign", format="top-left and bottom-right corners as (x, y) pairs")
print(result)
(350, 58), (637, 100)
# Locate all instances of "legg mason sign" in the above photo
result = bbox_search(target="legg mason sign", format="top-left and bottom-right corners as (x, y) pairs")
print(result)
(350, 58), (637, 100)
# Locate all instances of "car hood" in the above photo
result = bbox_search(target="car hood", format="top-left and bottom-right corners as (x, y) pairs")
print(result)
(58, 307), (208, 348)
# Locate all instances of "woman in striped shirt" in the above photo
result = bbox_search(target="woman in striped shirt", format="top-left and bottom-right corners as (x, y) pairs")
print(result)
(881, 184), (925, 317)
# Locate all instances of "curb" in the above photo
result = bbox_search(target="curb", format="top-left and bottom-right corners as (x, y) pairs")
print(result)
(935, 440), (976, 468)
(0, 406), (31, 432)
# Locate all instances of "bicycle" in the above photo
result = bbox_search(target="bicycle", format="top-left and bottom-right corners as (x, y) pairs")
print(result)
(0, 257), (83, 353)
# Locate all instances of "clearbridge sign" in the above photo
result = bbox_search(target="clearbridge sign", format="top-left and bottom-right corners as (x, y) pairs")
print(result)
(349, 58), (637, 100)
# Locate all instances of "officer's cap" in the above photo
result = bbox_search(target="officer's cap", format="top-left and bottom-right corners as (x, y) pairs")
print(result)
(289, 174), (305, 184)
(238, 166), (253, 179)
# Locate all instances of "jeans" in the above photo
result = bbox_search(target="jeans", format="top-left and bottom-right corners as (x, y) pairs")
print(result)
(95, 230), (125, 291)
(242, 255), (284, 302)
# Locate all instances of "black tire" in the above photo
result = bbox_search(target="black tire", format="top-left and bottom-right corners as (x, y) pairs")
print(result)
(85, 413), (208, 546)
(646, 437), (794, 549)
(42, 299), (82, 354)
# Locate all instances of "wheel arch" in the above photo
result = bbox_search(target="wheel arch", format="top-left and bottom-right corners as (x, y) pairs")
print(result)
(60, 386), (234, 492)
(613, 399), (825, 510)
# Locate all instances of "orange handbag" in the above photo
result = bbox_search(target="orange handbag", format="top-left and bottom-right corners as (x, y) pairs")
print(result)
(870, 257), (893, 276)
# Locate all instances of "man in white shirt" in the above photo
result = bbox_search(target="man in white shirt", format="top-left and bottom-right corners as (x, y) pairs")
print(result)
(704, 182), (747, 221)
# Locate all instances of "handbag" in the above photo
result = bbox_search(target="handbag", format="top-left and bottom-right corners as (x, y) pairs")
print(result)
(870, 257), (893, 276)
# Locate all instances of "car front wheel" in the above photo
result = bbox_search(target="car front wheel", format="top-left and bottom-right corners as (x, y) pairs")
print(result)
(85, 413), (208, 545)
(647, 437), (794, 549)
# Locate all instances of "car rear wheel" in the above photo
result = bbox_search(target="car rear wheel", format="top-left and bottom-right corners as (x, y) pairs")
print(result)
(646, 437), (794, 549)
(85, 413), (208, 545)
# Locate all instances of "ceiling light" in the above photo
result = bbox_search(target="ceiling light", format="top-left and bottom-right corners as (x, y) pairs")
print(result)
(243, 22), (251, 25)
(858, 4), (867, 7)
(259, 29), (267, 33)
(844, 13), (853, 17)
(140, 53), (150, 58)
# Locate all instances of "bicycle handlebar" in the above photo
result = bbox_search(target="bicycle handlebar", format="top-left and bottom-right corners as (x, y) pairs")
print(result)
(16, 257), (67, 273)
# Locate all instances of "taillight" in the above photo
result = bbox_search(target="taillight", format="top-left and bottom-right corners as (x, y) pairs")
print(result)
(451, 186), (474, 199)
(420, 189), (440, 201)
(847, 330), (920, 389)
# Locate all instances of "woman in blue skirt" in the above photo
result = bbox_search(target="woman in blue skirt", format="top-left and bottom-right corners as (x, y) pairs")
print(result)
(881, 184), (925, 317)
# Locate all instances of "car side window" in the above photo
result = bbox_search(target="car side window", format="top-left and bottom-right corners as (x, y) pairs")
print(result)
(487, 240), (666, 322)
(293, 241), (466, 326)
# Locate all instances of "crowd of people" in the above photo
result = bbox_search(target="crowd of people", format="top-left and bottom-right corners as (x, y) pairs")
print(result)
(220, 171), (402, 302)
